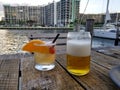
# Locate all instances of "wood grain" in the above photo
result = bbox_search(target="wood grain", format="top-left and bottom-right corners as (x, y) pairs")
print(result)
(0, 55), (19, 90)
(56, 52), (120, 90)
(91, 51), (120, 69)
(93, 46), (120, 59)
(20, 56), (84, 90)
(0, 46), (120, 90)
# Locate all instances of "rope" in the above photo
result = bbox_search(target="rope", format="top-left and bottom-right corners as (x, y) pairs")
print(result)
(80, 0), (90, 24)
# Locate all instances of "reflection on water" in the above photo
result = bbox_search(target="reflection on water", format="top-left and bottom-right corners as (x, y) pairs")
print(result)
(0, 29), (117, 55)
(92, 37), (115, 48)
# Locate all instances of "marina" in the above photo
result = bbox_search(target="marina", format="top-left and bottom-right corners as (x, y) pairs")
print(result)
(0, 29), (119, 55)
(0, 0), (120, 89)
(0, 0), (120, 90)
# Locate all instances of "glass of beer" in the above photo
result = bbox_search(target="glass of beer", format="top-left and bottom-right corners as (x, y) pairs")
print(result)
(66, 31), (91, 76)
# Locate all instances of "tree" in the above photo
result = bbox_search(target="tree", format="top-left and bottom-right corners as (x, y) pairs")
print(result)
(26, 20), (36, 26)
(0, 21), (5, 25)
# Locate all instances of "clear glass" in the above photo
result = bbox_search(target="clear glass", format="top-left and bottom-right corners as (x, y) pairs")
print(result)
(34, 42), (56, 71)
(66, 31), (91, 76)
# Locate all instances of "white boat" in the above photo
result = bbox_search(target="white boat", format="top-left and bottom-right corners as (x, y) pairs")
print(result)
(94, 28), (117, 39)
(93, 0), (120, 39)
(93, 23), (120, 39)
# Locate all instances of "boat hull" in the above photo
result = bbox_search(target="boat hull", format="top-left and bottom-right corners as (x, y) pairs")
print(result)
(93, 29), (118, 40)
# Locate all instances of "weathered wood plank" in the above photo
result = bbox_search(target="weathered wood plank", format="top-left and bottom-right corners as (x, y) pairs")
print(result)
(0, 55), (19, 90)
(91, 51), (120, 69)
(20, 56), (85, 90)
(93, 46), (120, 59)
(56, 53), (120, 90)
(0, 53), (31, 59)
(56, 45), (66, 54)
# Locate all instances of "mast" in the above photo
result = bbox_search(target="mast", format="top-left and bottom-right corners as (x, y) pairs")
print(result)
(103, 0), (111, 30)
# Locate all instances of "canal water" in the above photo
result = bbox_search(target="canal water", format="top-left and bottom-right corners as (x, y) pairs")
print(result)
(0, 29), (117, 55)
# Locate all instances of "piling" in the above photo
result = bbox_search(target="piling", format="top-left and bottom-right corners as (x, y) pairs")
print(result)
(85, 19), (94, 47)
(114, 23), (120, 46)
(85, 19), (94, 36)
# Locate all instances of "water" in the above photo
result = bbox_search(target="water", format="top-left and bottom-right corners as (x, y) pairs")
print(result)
(92, 37), (115, 48)
(0, 29), (117, 55)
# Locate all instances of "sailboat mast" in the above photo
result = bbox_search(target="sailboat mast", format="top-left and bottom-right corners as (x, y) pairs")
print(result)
(104, 0), (111, 29)
(106, 0), (109, 13)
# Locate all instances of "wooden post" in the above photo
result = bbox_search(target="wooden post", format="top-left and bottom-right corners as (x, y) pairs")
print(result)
(85, 19), (94, 47)
(85, 19), (94, 36)
(114, 24), (120, 46)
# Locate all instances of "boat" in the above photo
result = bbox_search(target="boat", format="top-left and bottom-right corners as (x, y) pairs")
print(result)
(93, 0), (120, 39)
(94, 28), (118, 39)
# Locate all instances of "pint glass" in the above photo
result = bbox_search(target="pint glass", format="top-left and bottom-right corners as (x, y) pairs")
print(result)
(67, 31), (91, 76)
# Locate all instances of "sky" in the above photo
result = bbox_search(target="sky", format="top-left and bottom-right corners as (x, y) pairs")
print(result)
(0, 0), (120, 20)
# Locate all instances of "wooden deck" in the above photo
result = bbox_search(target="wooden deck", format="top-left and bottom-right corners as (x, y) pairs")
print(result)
(0, 46), (120, 90)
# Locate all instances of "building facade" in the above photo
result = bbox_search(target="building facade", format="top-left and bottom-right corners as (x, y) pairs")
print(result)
(71, 0), (80, 22)
(4, 1), (120, 27)
(56, 1), (61, 26)
(44, 1), (57, 27)
(4, 5), (42, 26)
(3, 0), (80, 27)
(60, 0), (80, 26)
(61, 0), (71, 26)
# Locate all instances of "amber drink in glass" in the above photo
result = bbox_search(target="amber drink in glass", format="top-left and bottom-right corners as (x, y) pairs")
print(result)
(34, 42), (56, 71)
(67, 31), (91, 76)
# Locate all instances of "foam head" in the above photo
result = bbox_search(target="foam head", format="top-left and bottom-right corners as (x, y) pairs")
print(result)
(67, 40), (91, 57)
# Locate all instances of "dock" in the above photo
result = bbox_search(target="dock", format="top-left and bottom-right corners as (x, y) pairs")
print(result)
(0, 46), (120, 89)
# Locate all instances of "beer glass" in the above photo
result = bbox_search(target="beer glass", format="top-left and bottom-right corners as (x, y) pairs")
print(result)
(66, 31), (91, 76)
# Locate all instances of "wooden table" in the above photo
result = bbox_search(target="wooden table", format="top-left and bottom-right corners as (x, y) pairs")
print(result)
(0, 46), (120, 90)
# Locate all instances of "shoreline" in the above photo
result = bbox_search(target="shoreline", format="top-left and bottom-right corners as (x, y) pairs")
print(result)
(0, 27), (73, 30)
(0, 29), (118, 55)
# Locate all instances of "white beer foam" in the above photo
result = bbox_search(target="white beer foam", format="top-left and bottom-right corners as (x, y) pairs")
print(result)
(67, 40), (91, 57)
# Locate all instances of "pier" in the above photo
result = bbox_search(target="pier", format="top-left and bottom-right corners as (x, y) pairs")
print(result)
(0, 46), (120, 89)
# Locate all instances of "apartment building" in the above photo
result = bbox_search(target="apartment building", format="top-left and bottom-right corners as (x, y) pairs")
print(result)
(60, 0), (71, 26)
(4, 5), (42, 26)
(60, 0), (80, 26)
(44, 1), (57, 26)
(40, 6), (46, 26)
(71, 0), (80, 22)
(3, 0), (80, 27)
(56, 1), (61, 26)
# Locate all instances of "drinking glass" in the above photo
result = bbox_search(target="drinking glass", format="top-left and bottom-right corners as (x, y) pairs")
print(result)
(66, 31), (91, 76)
(34, 41), (56, 71)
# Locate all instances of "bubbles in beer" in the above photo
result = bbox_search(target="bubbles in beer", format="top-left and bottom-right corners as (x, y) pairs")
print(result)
(67, 39), (91, 76)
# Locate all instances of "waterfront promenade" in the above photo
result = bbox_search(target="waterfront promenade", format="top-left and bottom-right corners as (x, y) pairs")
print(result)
(0, 27), (73, 30)
(0, 29), (118, 55)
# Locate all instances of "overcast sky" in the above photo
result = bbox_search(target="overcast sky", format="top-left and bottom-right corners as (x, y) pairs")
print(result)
(0, 0), (120, 20)
(0, 0), (58, 6)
